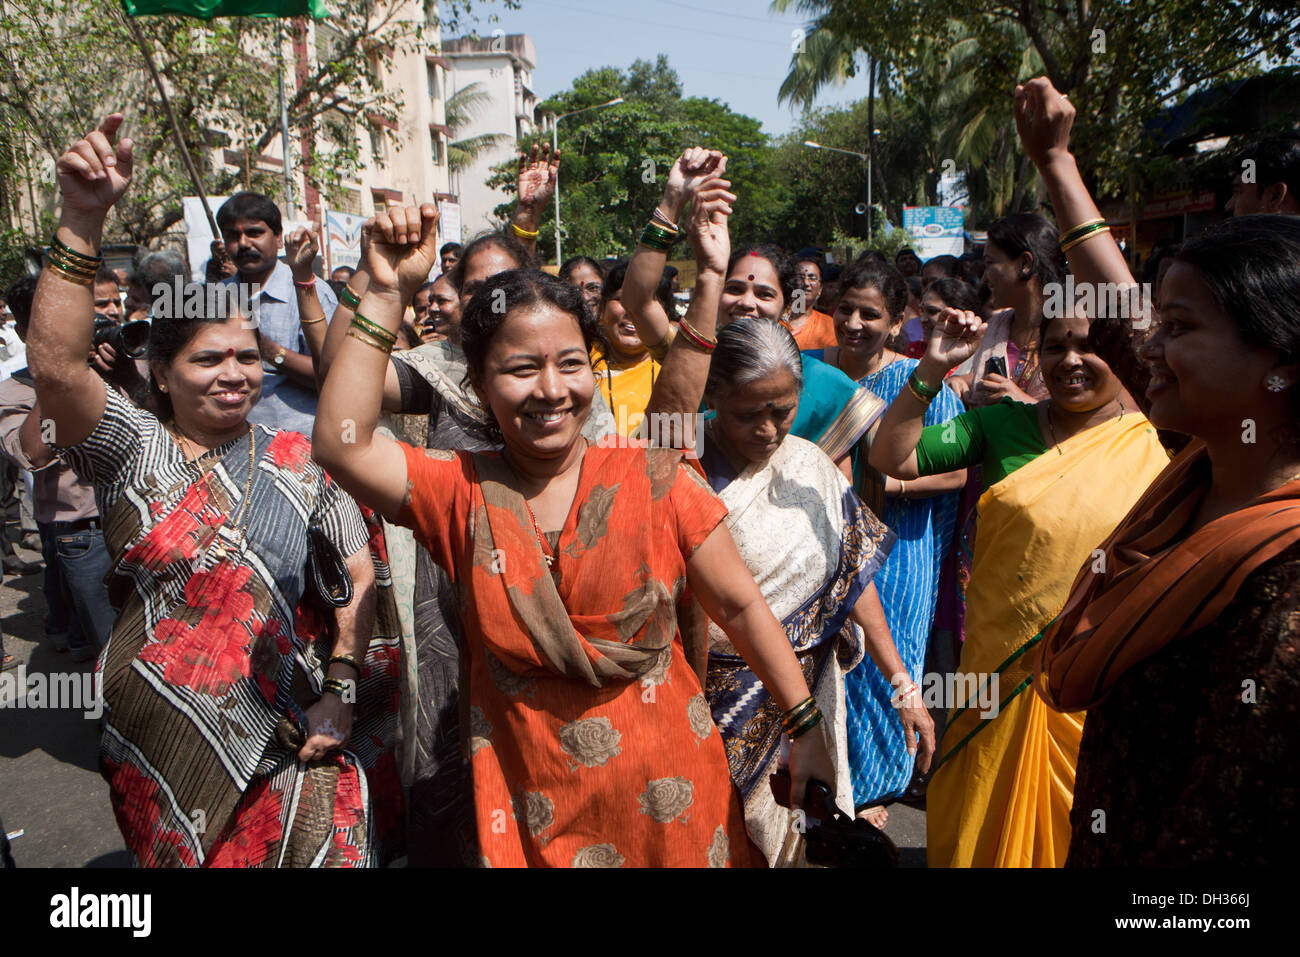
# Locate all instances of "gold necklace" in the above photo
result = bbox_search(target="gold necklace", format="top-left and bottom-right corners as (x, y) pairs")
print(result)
(523, 500), (555, 568)
(1046, 399), (1124, 455)
(173, 422), (257, 561)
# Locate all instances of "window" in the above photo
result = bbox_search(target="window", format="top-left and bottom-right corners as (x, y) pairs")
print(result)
(427, 65), (440, 100)
(431, 132), (445, 166)
(369, 124), (386, 165)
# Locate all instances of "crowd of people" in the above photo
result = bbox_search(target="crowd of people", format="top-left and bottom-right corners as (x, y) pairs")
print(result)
(3, 74), (1298, 868)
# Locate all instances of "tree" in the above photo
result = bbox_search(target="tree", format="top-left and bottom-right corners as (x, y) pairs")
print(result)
(773, 0), (1300, 199)
(445, 80), (512, 174)
(487, 56), (786, 262)
(0, 0), (506, 251)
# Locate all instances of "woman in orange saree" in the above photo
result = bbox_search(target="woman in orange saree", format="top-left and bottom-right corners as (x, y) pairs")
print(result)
(314, 202), (840, 867)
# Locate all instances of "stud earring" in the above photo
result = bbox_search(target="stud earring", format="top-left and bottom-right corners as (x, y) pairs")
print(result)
(1265, 375), (1287, 393)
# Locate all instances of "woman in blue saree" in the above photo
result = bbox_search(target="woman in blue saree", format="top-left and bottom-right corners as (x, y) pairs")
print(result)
(805, 260), (967, 815)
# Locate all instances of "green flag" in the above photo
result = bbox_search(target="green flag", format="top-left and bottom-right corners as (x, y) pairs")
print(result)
(121, 0), (328, 19)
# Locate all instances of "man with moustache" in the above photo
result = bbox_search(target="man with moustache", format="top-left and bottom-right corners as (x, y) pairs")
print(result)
(217, 191), (337, 434)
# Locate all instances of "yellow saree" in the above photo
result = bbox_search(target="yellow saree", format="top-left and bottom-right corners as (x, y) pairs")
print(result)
(926, 412), (1168, 867)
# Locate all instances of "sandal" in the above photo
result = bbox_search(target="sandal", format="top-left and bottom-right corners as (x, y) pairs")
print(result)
(856, 805), (889, 829)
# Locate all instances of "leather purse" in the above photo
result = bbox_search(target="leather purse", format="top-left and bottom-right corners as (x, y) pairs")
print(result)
(306, 525), (353, 608)
(771, 772), (900, 868)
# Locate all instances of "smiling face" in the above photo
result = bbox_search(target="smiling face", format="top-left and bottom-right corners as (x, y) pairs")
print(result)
(601, 291), (644, 361)
(429, 276), (461, 339)
(566, 263), (604, 318)
(833, 284), (899, 364)
(710, 369), (799, 468)
(152, 316), (262, 435)
(721, 257), (785, 326)
(221, 217), (281, 281)
(795, 262), (822, 314)
(982, 241), (1027, 310)
(1140, 260), (1284, 443)
(461, 244), (522, 304)
(1039, 311), (1121, 413)
(471, 303), (595, 462)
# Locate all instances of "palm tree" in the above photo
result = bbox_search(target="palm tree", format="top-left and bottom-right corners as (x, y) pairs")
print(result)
(444, 81), (512, 175)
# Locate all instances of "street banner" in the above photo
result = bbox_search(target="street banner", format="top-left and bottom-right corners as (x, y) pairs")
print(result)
(902, 206), (965, 260)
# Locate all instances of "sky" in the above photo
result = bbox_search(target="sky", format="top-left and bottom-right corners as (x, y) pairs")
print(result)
(452, 0), (865, 137)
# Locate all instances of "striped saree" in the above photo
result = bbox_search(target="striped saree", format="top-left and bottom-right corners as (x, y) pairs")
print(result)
(63, 387), (402, 867)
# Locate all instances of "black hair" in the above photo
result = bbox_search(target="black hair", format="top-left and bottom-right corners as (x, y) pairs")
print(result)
(794, 257), (823, 276)
(895, 246), (920, 262)
(1232, 133), (1300, 199)
(905, 276), (923, 301)
(414, 280), (438, 299)
(727, 244), (797, 307)
(856, 250), (888, 265)
(460, 269), (605, 384)
(922, 254), (961, 280)
(453, 231), (531, 296)
(216, 191), (283, 235)
(986, 213), (1067, 289)
(1170, 214), (1300, 417)
(923, 277), (983, 316)
(331, 265), (356, 280)
(834, 259), (909, 321)
(440, 242), (463, 258)
(5, 274), (37, 338)
(93, 266), (119, 288)
(600, 261), (675, 319)
(558, 256), (603, 282)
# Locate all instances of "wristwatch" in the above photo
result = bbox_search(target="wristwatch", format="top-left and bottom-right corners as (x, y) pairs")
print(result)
(272, 347), (287, 367)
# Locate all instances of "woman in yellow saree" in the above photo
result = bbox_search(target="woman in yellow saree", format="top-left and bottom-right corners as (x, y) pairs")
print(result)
(868, 304), (1169, 866)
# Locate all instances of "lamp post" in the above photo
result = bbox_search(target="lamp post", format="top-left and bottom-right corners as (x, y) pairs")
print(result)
(551, 97), (623, 264)
(804, 139), (872, 236)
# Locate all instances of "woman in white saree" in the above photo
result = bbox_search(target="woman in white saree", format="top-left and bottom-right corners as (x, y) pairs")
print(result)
(694, 316), (935, 865)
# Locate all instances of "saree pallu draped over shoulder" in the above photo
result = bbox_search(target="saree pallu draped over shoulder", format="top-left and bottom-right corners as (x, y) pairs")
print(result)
(83, 417), (402, 868)
(701, 435), (891, 866)
(926, 414), (1168, 867)
(398, 442), (757, 867)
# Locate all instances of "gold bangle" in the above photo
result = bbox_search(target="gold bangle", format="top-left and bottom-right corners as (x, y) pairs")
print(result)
(299, 313), (326, 325)
(45, 248), (98, 279)
(1059, 217), (1107, 247)
(677, 316), (717, 351)
(510, 222), (540, 240)
(351, 313), (398, 345)
(346, 326), (393, 354)
(44, 262), (95, 286)
(51, 235), (102, 268)
(780, 695), (816, 731)
(1060, 224), (1111, 254)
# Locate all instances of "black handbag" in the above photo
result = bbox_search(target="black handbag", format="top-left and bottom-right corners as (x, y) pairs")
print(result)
(771, 772), (901, 868)
(306, 525), (353, 608)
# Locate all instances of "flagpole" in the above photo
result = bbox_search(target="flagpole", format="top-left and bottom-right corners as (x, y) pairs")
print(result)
(122, 13), (221, 239)
(277, 19), (296, 220)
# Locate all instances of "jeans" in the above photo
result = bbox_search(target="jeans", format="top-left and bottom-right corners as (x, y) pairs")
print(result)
(41, 521), (115, 650)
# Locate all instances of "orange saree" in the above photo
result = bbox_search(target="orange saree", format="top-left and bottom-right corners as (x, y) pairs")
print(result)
(398, 442), (755, 867)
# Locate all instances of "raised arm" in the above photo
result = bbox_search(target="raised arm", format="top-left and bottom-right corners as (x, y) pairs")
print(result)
(313, 204), (441, 520)
(869, 308), (986, 480)
(318, 231), (404, 412)
(27, 115), (134, 448)
(1015, 78), (1152, 408)
(284, 226), (328, 375)
(511, 142), (560, 260)
(641, 173), (734, 432)
(623, 148), (728, 349)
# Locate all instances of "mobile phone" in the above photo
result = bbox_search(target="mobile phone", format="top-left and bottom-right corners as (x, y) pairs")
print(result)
(984, 356), (1008, 379)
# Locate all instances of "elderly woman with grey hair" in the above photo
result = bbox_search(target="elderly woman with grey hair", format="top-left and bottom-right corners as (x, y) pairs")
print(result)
(693, 314), (935, 866)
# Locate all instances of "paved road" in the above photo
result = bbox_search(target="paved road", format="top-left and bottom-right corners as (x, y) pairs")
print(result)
(1, 537), (927, 868)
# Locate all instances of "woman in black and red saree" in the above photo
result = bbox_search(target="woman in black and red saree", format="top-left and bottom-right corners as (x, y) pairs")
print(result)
(25, 115), (402, 868)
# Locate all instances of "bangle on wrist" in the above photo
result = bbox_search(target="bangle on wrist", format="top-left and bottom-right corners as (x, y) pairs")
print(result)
(676, 317), (716, 352)
(328, 654), (361, 675)
(293, 276), (317, 289)
(339, 285), (362, 311)
(510, 222), (540, 240)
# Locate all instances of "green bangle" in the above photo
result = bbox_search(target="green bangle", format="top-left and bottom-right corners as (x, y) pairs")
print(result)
(350, 312), (397, 346)
(339, 285), (361, 311)
(787, 709), (823, 741)
(907, 371), (940, 400)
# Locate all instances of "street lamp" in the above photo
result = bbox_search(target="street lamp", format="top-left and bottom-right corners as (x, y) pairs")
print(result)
(805, 139), (873, 237)
(551, 97), (624, 264)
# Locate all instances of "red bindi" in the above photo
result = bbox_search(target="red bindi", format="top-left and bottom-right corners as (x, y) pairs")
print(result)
(226, 348), (235, 357)
(747, 275), (754, 281)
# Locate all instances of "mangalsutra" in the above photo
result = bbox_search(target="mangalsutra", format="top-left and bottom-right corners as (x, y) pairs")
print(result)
(523, 500), (554, 568)
(173, 423), (257, 562)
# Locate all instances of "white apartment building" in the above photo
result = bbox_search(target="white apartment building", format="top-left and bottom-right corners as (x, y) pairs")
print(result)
(442, 33), (540, 237)
(208, 2), (456, 251)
